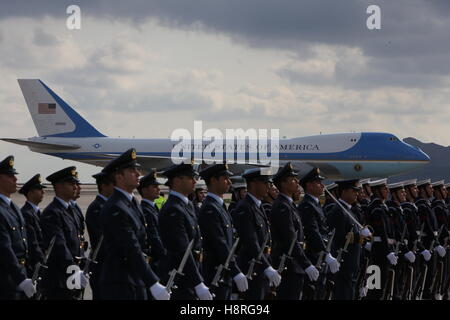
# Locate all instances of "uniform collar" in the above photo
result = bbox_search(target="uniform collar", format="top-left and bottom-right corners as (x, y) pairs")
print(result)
(69, 200), (77, 206)
(207, 192), (224, 206)
(55, 196), (70, 209)
(280, 193), (293, 204)
(248, 192), (262, 208)
(142, 198), (156, 207)
(306, 193), (319, 205)
(26, 200), (40, 214)
(98, 194), (108, 202)
(115, 187), (134, 202)
(170, 190), (189, 205)
(0, 193), (11, 206)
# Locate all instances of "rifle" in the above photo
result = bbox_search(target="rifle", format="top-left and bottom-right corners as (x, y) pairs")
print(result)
(211, 238), (240, 287)
(277, 231), (298, 274)
(429, 226), (446, 300)
(403, 224), (424, 300)
(246, 233), (269, 280)
(323, 231), (353, 300)
(32, 236), (56, 300)
(313, 229), (336, 300)
(166, 239), (194, 293)
(414, 224), (444, 299)
(83, 234), (104, 276)
(381, 224), (407, 300)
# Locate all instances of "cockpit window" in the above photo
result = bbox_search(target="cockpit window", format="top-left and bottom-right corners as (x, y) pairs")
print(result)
(389, 137), (398, 141)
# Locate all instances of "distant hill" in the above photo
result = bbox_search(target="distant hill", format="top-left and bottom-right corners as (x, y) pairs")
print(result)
(389, 137), (450, 182)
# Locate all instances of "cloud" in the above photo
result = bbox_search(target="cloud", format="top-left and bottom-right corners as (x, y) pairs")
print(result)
(33, 27), (60, 46)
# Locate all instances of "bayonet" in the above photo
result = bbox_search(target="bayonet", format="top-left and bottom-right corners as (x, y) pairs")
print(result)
(166, 239), (194, 293)
(211, 238), (240, 287)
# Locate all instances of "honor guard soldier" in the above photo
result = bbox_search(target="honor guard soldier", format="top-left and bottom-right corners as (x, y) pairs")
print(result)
(85, 171), (114, 300)
(39, 166), (88, 300)
(137, 171), (167, 278)
(0, 156), (37, 299)
(270, 163), (319, 300)
(327, 180), (372, 300)
(99, 149), (168, 300)
(365, 179), (398, 300)
(431, 181), (449, 249)
(298, 168), (340, 299)
(233, 168), (281, 300)
(198, 164), (248, 299)
(416, 179), (446, 299)
(445, 183), (450, 207)
(159, 162), (213, 300)
(387, 182), (415, 299)
(19, 174), (46, 277)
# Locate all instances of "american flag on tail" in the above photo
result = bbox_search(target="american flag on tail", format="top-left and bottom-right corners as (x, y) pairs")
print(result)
(38, 103), (56, 114)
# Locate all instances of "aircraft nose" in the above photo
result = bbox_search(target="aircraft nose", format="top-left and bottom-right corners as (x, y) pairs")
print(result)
(410, 145), (430, 162)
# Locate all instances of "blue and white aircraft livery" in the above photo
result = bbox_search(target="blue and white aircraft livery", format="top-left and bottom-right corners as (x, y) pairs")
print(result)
(1, 79), (430, 179)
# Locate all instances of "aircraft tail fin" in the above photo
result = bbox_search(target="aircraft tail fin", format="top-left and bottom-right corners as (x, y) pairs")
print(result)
(17, 79), (106, 138)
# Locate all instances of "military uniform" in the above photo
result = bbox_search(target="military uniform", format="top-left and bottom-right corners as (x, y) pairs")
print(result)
(85, 172), (110, 300)
(197, 164), (243, 300)
(18, 174), (46, 278)
(269, 163), (312, 300)
(326, 180), (364, 300)
(98, 149), (160, 300)
(0, 156), (31, 300)
(415, 180), (441, 299)
(40, 167), (85, 300)
(365, 179), (396, 300)
(233, 168), (276, 300)
(138, 171), (167, 278)
(158, 163), (205, 300)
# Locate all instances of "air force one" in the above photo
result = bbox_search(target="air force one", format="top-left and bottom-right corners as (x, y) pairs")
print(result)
(1, 79), (430, 179)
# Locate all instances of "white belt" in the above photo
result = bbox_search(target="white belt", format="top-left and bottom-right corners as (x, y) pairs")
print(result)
(373, 237), (396, 245)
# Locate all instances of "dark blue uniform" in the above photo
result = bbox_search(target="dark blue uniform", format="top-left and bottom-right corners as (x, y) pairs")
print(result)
(298, 194), (328, 264)
(365, 198), (395, 300)
(198, 194), (241, 300)
(40, 198), (84, 299)
(20, 202), (44, 277)
(159, 194), (204, 299)
(140, 199), (167, 278)
(233, 194), (272, 300)
(99, 189), (159, 300)
(85, 194), (107, 300)
(270, 193), (311, 300)
(327, 200), (362, 300)
(0, 197), (29, 300)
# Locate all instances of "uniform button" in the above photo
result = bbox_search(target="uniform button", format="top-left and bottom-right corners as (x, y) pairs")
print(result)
(192, 227), (195, 230)
(226, 224), (229, 228)
(21, 227), (24, 230)
(12, 227), (16, 231)
(23, 238), (26, 241)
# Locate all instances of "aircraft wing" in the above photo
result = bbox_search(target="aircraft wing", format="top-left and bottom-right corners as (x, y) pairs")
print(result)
(1, 138), (81, 150)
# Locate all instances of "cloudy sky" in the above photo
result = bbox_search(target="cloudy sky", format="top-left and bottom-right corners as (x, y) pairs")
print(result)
(1, 0), (449, 182)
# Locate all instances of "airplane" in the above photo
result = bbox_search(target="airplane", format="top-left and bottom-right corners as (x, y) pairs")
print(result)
(1, 79), (430, 179)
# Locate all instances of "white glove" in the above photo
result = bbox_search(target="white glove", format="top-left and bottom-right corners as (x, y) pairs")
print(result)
(404, 251), (416, 263)
(421, 249), (431, 261)
(361, 227), (372, 238)
(386, 252), (398, 265)
(305, 265), (320, 282)
(233, 273), (248, 292)
(194, 282), (213, 300)
(150, 282), (170, 300)
(325, 253), (340, 273)
(364, 242), (372, 251)
(435, 245), (446, 258)
(264, 266), (282, 287)
(18, 278), (37, 298)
